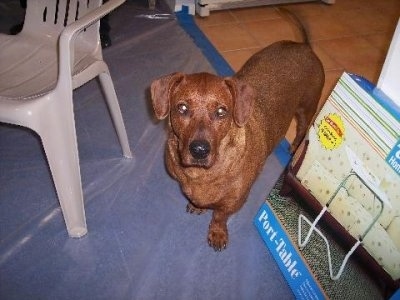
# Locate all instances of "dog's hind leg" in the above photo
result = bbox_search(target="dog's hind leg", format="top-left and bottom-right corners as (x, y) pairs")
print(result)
(291, 82), (322, 153)
(291, 107), (314, 154)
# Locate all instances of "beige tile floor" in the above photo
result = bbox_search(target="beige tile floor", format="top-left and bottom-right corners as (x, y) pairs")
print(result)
(194, 0), (400, 143)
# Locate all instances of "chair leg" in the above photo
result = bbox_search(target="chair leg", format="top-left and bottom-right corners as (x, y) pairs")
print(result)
(38, 106), (87, 238)
(98, 72), (132, 158)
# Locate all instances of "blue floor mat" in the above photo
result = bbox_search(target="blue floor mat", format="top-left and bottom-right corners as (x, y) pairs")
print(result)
(0, 1), (293, 299)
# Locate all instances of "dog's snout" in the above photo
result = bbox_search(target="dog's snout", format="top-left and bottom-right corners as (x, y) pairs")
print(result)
(189, 140), (211, 160)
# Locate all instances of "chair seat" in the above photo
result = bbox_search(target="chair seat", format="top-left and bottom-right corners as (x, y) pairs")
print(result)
(0, 33), (98, 99)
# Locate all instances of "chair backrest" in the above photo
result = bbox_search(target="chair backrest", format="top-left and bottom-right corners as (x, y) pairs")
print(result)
(22, 0), (101, 48)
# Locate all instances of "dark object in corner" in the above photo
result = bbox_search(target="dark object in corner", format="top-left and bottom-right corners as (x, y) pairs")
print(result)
(9, 0), (112, 49)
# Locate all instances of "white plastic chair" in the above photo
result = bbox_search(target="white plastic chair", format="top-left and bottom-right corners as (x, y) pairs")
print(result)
(0, 0), (132, 238)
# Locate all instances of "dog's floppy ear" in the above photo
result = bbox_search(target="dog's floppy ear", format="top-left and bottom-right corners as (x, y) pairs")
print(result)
(224, 78), (255, 127)
(150, 72), (185, 120)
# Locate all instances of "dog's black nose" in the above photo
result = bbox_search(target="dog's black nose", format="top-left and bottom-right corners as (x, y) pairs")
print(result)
(189, 140), (210, 160)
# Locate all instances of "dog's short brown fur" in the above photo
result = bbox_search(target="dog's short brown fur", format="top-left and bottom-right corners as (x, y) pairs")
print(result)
(150, 20), (324, 251)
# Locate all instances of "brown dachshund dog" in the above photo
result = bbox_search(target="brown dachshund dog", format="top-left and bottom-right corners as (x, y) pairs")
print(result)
(150, 18), (324, 251)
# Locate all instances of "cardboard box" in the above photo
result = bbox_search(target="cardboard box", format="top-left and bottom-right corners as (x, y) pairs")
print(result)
(255, 72), (400, 298)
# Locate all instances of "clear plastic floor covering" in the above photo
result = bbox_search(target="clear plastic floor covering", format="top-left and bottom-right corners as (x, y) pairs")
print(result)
(0, 1), (293, 299)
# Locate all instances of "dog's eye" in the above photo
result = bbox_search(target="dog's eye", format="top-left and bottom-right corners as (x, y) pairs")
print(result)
(216, 107), (228, 118)
(177, 103), (189, 115)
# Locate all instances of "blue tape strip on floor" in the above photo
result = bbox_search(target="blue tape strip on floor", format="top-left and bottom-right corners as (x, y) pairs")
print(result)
(274, 138), (292, 167)
(176, 7), (291, 167)
(390, 288), (400, 300)
(176, 7), (234, 77)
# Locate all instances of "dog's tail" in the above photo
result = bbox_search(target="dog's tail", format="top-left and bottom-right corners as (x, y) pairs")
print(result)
(277, 7), (310, 44)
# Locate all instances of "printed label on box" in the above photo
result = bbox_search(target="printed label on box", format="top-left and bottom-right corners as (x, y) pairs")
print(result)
(254, 203), (325, 300)
(386, 140), (400, 176)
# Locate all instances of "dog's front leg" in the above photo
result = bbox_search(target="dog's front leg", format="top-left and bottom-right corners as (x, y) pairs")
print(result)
(208, 209), (229, 251)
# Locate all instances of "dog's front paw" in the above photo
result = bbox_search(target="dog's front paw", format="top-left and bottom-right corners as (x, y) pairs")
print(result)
(208, 223), (228, 251)
(186, 203), (207, 215)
